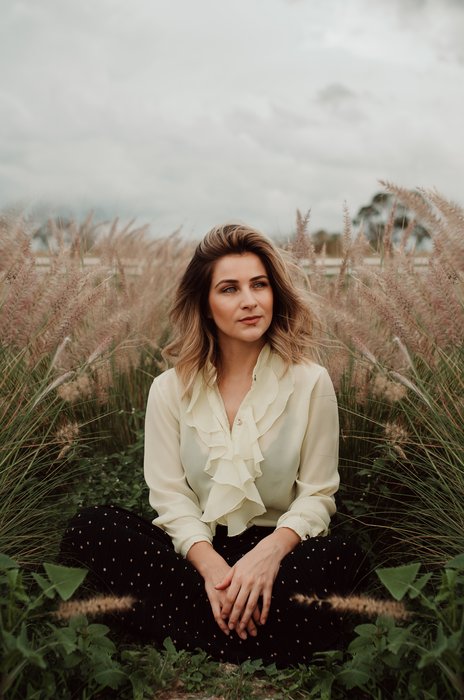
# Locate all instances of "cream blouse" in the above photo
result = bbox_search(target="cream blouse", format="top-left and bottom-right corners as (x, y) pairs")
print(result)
(144, 344), (340, 557)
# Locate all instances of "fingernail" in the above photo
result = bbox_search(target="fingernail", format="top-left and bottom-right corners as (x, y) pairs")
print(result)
(250, 628), (257, 637)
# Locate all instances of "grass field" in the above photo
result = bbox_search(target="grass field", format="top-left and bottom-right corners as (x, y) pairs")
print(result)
(1, 185), (463, 698)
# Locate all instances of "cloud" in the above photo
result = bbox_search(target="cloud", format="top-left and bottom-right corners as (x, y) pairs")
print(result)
(0, 0), (463, 235)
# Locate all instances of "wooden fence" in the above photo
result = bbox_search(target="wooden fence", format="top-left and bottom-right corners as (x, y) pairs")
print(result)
(34, 255), (430, 277)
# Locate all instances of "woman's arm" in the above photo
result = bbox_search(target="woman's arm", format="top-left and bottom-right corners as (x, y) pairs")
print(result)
(144, 375), (213, 557)
(275, 366), (340, 539)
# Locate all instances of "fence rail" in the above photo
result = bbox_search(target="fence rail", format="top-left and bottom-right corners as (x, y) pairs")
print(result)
(33, 255), (430, 277)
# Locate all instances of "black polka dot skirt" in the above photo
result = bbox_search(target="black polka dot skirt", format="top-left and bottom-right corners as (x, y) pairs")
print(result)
(60, 505), (365, 667)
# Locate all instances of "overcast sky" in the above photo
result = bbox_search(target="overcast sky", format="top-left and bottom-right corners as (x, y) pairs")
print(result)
(1, 0), (463, 238)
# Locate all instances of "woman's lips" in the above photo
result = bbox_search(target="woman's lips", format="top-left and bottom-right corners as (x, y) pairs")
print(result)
(239, 316), (261, 324)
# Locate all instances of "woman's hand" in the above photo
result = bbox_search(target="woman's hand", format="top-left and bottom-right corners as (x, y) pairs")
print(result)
(204, 569), (260, 640)
(186, 541), (259, 640)
(215, 527), (300, 634)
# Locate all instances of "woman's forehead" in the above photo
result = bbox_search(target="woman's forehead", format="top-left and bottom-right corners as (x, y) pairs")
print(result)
(210, 252), (267, 282)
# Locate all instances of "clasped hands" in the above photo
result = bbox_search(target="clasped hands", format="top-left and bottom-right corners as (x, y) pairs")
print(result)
(189, 529), (300, 640)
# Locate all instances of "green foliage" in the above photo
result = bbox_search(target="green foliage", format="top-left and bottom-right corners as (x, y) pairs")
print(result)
(121, 640), (326, 699)
(0, 555), (129, 699)
(298, 555), (464, 699)
(71, 410), (153, 518)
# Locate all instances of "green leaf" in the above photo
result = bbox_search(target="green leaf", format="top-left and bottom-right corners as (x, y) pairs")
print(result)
(53, 627), (78, 654)
(85, 623), (111, 638)
(385, 626), (412, 654)
(416, 623), (449, 670)
(445, 553), (464, 570)
(0, 553), (17, 570)
(337, 668), (371, 690)
(408, 572), (432, 599)
(93, 668), (127, 689)
(376, 562), (421, 601)
(353, 623), (378, 638)
(43, 562), (87, 600)
(32, 572), (56, 599)
(163, 637), (176, 654)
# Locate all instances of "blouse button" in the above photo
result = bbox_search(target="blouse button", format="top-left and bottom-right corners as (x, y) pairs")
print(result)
(236, 417), (242, 426)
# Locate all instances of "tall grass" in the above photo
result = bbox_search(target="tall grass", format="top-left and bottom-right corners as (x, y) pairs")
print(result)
(1, 188), (463, 570)
(0, 347), (82, 564)
(0, 217), (191, 561)
(297, 184), (464, 567)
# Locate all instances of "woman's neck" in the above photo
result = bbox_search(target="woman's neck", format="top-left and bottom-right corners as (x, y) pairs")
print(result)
(216, 340), (265, 382)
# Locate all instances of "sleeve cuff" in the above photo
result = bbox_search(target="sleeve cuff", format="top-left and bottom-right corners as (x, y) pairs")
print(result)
(179, 534), (213, 559)
(276, 514), (329, 541)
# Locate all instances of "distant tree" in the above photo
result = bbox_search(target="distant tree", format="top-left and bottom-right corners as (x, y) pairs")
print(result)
(31, 213), (100, 253)
(353, 191), (430, 251)
(311, 229), (343, 256)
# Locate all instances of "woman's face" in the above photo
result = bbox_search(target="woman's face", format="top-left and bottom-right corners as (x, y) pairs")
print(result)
(208, 252), (273, 351)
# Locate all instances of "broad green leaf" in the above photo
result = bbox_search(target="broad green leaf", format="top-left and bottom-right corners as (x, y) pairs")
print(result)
(163, 637), (176, 654)
(85, 622), (111, 638)
(93, 668), (127, 689)
(445, 553), (464, 570)
(376, 563), (421, 601)
(408, 572), (432, 599)
(43, 563), (87, 600)
(353, 623), (378, 638)
(0, 553), (17, 570)
(53, 627), (78, 654)
(337, 668), (371, 690)
(32, 572), (56, 599)
(386, 626), (412, 654)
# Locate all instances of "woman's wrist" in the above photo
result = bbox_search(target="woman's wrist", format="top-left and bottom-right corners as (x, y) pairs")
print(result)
(186, 541), (230, 582)
(265, 527), (301, 559)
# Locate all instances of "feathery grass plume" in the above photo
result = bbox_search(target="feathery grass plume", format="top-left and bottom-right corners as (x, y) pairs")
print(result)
(372, 374), (407, 403)
(384, 421), (409, 459)
(54, 594), (137, 620)
(57, 374), (92, 403)
(379, 180), (442, 234)
(51, 336), (71, 369)
(392, 336), (413, 369)
(55, 421), (80, 459)
(291, 209), (320, 276)
(334, 203), (354, 301)
(32, 371), (75, 407)
(291, 592), (411, 621)
(389, 371), (431, 406)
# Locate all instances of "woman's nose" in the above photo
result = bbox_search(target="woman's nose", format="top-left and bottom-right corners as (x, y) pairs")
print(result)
(240, 289), (257, 308)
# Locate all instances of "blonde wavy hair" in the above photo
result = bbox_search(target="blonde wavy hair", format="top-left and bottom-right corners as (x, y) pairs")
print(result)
(164, 224), (314, 391)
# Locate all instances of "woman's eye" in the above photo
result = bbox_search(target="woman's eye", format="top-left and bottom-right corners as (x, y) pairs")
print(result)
(221, 286), (236, 293)
(253, 281), (267, 288)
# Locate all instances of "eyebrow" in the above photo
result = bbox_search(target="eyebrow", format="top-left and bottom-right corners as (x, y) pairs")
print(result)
(214, 274), (269, 289)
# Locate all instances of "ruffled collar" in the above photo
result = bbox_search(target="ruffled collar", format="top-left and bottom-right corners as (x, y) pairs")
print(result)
(185, 344), (295, 536)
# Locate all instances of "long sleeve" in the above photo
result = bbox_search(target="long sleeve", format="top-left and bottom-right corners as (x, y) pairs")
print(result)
(143, 372), (214, 557)
(275, 367), (339, 540)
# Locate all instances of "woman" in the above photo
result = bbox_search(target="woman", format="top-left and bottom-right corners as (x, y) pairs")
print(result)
(62, 224), (363, 666)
